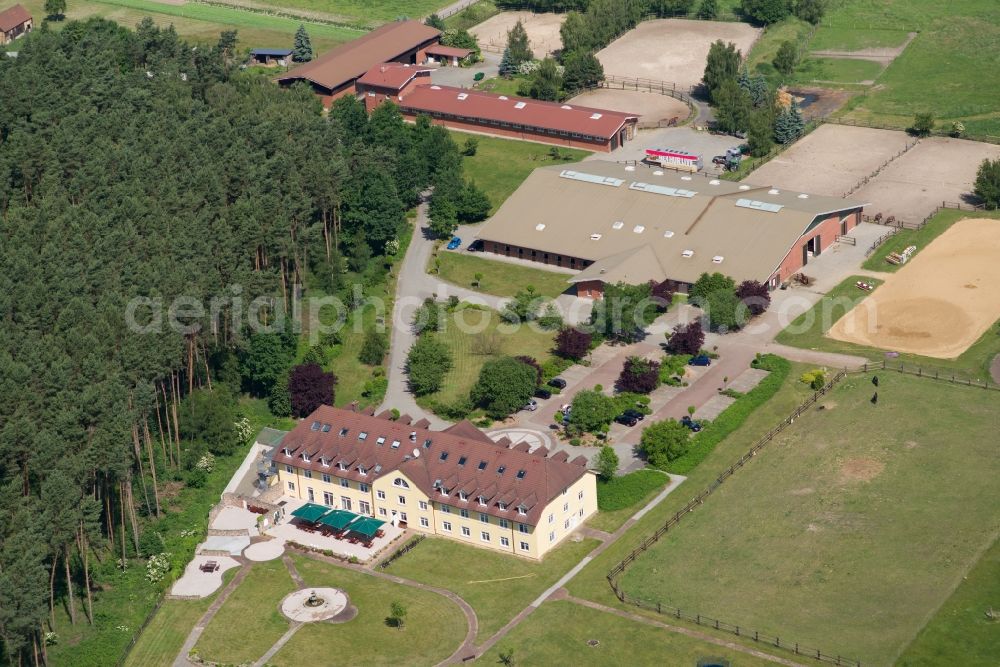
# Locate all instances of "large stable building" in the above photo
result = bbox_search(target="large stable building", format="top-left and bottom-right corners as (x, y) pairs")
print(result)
(272, 405), (597, 560)
(475, 161), (867, 297)
(277, 20), (441, 106)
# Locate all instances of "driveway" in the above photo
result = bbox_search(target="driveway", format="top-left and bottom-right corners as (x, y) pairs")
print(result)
(430, 52), (500, 89)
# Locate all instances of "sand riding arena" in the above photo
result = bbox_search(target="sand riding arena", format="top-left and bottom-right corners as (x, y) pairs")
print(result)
(469, 11), (565, 58)
(828, 218), (1000, 359)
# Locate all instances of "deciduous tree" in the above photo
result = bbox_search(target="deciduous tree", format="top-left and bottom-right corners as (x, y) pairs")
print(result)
(617, 356), (661, 394)
(974, 158), (1000, 209)
(736, 279), (771, 316)
(667, 321), (705, 355)
(703, 40), (741, 101)
(406, 335), (453, 395)
(471, 357), (538, 417)
(640, 419), (692, 467)
(288, 363), (336, 417)
(596, 446), (619, 481)
(569, 389), (619, 433)
(506, 20), (533, 67)
(556, 327), (592, 359)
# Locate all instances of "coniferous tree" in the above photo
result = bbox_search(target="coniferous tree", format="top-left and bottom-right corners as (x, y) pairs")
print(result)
(774, 102), (805, 143)
(506, 20), (533, 67)
(293, 25), (314, 62)
(498, 47), (516, 77)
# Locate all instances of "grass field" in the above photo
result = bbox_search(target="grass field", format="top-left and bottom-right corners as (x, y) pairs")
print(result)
(388, 535), (599, 642)
(479, 600), (783, 667)
(125, 570), (238, 667)
(896, 538), (1000, 666)
(273, 554), (467, 666)
(618, 372), (1000, 665)
(808, 26), (912, 51)
(453, 130), (590, 214)
(21, 0), (360, 51)
(443, 0), (498, 31)
(746, 16), (813, 80)
(194, 559), (295, 664)
(861, 209), (1000, 273)
(793, 57), (885, 85)
(774, 274), (884, 350)
(418, 305), (557, 408)
(588, 470), (669, 533)
(243, 0), (448, 27)
(434, 252), (570, 299)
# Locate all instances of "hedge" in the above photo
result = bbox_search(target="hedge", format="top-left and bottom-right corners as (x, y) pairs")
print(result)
(662, 354), (791, 475)
(597, 469), (670, 512)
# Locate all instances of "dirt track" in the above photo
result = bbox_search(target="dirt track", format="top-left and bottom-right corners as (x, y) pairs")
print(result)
(744, 124), (912, 197)
(469, 11), (565, 58)
(566, 89), (689, 126)
(828, 218), (1000, 359)
(596, 19), (760, 89)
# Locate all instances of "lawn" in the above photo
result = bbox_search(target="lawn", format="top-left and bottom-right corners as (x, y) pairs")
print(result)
(862, 209), (1000, 273)
(746, 16), (813, 81)
(125, 569), (238, 667)
(388, 535), (599, 642)
(22, 0), (360, 51)
(452, 130), (591, 214)
(417, 305), (557, 408)
(793, 57), (885, 85)
(272, 554), (467, 666)
(808, 26), (912, 51)
(444, 0), (498, 30)
(896, 538), (1000, 667)
(244, 0), (449, 27)
(618, 372), (1000, 665)
(475, 75), (524, 97)
(434, 252), (571, 299)
(194, 559), (295, 664)
(587, 469), (670, 534)
(479, 600), (784, 667)
(774, 274), (884, 352)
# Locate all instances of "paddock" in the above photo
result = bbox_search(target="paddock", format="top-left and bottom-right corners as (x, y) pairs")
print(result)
(469, 11), (565, 58)
(828, 218), (1000, 358)
(595, 19), (760, 90)
(566, 88), (689, 127)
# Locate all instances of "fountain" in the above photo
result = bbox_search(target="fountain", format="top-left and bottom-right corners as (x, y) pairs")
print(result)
(304, 590), (324, 608)
(280, 587), (352, 622)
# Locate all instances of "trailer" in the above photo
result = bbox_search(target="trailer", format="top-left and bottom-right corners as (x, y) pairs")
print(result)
(643, 147), (702, 172)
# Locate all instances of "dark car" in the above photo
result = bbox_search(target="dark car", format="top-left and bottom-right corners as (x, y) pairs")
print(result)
(712, 155), (727, 166)
(548, 377), (567, 389)
(615, 408), (646, 427)
(446, 236), (462, 250)
(689, 354), (711, 367)
(534, 387), (552, 400)
(681, 415), (702, 432)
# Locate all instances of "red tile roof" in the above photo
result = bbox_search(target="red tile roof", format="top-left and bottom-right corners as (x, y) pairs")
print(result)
(0, 4), (30, 32)
(274, 406), (592, 526)
(425, 45), (473, 59)
(397, 85), (638, 141)
(277, 20), (439, 92)
(356, 62), (431, 90)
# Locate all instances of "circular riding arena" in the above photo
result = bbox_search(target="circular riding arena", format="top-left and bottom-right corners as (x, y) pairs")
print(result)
(596, 19), (761, 90)
(566, 88), (690, 127)
(469, 11), (565, 59)
(828, 218), (1000, 359)
(743, 124), (914, 197)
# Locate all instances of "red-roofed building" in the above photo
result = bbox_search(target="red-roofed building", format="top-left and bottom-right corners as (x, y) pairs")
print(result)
(356, 63), (433, 112)
(396, 85), (639, 152)
(424, 44), (473, 66)
(271, 405), (597, 559)
(0, 4), (32, 46)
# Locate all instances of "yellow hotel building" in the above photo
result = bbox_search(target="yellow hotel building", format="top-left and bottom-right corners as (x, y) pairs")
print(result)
(273, 405), (597, 560)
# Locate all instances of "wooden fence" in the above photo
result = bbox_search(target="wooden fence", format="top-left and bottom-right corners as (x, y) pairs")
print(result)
(821, 116), (1000, 146)
(863, 200), (989, 248)
(857, 360), (1000, 391)
(842, 139), (920, 197)
(377, 534), (425, 569)
(605, 370), (867, 666)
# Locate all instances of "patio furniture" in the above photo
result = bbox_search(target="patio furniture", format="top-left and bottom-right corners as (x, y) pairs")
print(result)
(362, 540), (374, 549)
(348, 535), (360, 544)
(200, 560), (220, 573)
(374, 529), (385, 538)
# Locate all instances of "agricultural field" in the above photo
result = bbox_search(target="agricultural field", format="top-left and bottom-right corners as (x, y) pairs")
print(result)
(618, 371), (1000, 665)
(388, 535), (599, 642)
(18, 0), (361, 51)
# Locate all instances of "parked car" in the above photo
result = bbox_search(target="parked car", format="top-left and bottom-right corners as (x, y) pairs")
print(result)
(712, 155), (727, 166)
(689, 354), (711, 367)
(680, 415), (702, 432)
(548, 377), (567, 389)
(522, 399), (538, 412)
(534, 387), (552, 400)
(467, 239), (483, 252)
(614, 409), (646, 427)
(446, 236), (462, 250)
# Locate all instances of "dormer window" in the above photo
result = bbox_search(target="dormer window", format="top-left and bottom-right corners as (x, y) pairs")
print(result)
(423, 439), (432, 449)
(320, 457), (329, 467)
(409, 431), (417, 442)
(477, 495), (486, 506)
(458, 456), (467, 466)
(498, 502), (508, 511)
(302, 453), (310, 463)
(517, 505), (527, 515)
(358, 432), (368, 441)
(282, 448), (290, 456)
(310, 421), (321, 431)
(339, 427), (349, 436)
(338, 462), (347, 471)
(358, 466), (367, 475)
(459, 492), (468, 502)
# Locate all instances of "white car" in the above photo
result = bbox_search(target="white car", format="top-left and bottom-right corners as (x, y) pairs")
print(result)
(523, 400), (538, 412)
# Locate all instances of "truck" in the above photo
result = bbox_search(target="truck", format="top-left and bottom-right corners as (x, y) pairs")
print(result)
(643, 147), (702, 172)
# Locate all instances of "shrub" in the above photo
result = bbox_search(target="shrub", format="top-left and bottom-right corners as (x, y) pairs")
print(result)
(800, 368), (827, 390)
(288, 363), (337, 417)
(514, 355), (543, 385)
(596, 446), (618, 481)
(359, 330), (388, 366)
(179, 387), (239, 456)
(703, 288), (745, 332)
(569, 389), (618, 433)
(617, 356), (661, 394)
(470, 356), (538, 418)
(690, 272), (736, 303)
(736, 279), (771, 316)
(974, 158), (1000, 209)
(597, 470), (669, 511)
(659, 354), (692, 385)
(911, 112), (935, 137)
(667, 321), (705, 355)
(541, 356), (574, 383)
(640, 420), (692, 467)
(556, 327), (592, 360)
(462, 136), (479, 156)
(406, 335), (452, 395)
(741, 0), (792, 24)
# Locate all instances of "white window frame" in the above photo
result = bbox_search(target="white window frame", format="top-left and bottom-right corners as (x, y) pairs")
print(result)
(442, 521), (452, 532)
(461, 526), (471, 537)
(520, 541), (529, 551)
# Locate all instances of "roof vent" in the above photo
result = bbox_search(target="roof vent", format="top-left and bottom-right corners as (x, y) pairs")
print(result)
(682, 250), (694, 258)
(663, 230), (674, 238)
(768, 188), (780, 195)
(457, 92), (468, 100)
(653, 170), (664, 176)
(633, 225), (645, 233)
(709, 179), (721, 185)
(590, 113), (602, 119)
(612, 221), (624, 230)
(514, 101), (527, 109)
(430, 85), (441, 90)
(738, 185), (750, 191)
(561, 104), (571, 109)
(590, 233), (602, 240)
(535, 223), (546, 231)
(713, 255), (724, 264)
(798, 193), (809, 199)
(412, 448), (420, 458)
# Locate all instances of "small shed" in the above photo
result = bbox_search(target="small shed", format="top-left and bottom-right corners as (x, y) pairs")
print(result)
(0, 4), (32, 46)
(424, 44), (473, 66)
(250, 48), (293, 67)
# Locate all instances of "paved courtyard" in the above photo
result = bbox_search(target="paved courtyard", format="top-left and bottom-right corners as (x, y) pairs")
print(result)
(170, 555), (241, 598)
